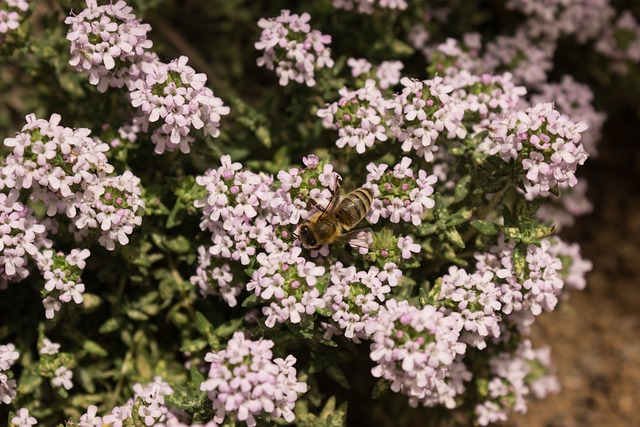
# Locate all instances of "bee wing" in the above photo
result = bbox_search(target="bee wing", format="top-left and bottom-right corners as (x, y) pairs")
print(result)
(319, 174), (343, 218)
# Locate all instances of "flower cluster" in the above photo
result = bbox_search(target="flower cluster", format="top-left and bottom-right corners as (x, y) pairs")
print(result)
(474, 340), (559, 426)
(386, 77), (466, 162)
(481, 102), (589, 199)
(38, 248), (90, 319)
(255, 10), (334, 87)
(505, 0), (614, 43)
(317, 79), (388, 154)
(595, 11), (640, 74)
(365, 157), (437, 225)
(101, 377), (175, 426)
(195, 155), (275, 256)
(247, 247), (327, 328)
(193, 155), (343, 310)
(548, 237), (593, 292)
(0, 343), (19, 405)
(532, 75), (606, 157)
(426, 34), (484, 77)
(368, 299), (469, 408)
(190, 246), (242, 307)
(347, 58), (404, 90)
(0, 113), (144, 316)
(200, 332), (308, 426)
(71, 170), (144, 249)
(437, 266), (502, 350)
(482, 30), (556, 87)
(475, 236), (565, 331)
(445, 71), (527, 123)
(0, 190), (50, 287)
(65, 0), (154, 92)
(322, 262), (399, 342)
(332, 0), (408, 14)
(2, 114), (144, 246)
(0, 0), (28, 37)
(66, 2), (229, 155)
(130, 56), (230, 154)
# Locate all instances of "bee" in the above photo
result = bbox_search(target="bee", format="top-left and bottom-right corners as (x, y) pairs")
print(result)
(297, 176), (373, 250)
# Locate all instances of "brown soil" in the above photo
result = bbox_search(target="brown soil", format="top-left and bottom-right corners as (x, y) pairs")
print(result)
(504, 118), (640, 426)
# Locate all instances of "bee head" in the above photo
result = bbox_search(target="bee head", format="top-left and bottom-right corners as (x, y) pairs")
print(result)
(297, 223), (319, 249)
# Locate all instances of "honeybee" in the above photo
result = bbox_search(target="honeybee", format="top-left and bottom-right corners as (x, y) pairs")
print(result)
(297, 176), (373, 249)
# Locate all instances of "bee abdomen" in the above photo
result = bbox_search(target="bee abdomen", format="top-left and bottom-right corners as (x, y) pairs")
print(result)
(335, 187), (373, 229)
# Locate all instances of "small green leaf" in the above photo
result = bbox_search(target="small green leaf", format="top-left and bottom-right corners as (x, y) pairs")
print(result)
(17, 370), (42, 394)
(371, 379), (390, 399)
(401, 257), (421, 269)
(428, 277), (443, 301)
(241, 294), (259, 308)
(166, 200), (187, 228)
(99, 318), (121, 334)
(470, 219), (499, 235)
(163, 235), (192, 254)
(502, 205), (518, 227)
(326, 365), (350, 389)
(448, 208), (472, 226)
(77, 368), (95, 393)
(454, 175), (472, 202)
(214, 317), (244, 339)
(83, 340), (108, 357)
(125, 308), (149, 321)
(502, 226), (521, 240)
(180, 338), (208, 353)
(514, 243), (528, 277)
(516, 196), (544, 219)
(444, 228), (465, 248)
(416, 222), (438, 236)
(195, 311), (215, 337)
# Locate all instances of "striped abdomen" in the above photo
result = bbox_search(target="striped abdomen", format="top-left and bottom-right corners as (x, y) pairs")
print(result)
(334, 187), (373, 230)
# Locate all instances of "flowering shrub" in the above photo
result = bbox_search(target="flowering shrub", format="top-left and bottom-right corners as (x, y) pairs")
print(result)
(4, 0), (637, 426)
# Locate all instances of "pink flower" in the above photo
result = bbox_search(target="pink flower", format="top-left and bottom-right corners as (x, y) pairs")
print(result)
(398, 236), (420, 259)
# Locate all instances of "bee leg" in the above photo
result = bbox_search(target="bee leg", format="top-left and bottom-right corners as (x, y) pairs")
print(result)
(306, 197), (326, 212)
(331, 175), (343, 196)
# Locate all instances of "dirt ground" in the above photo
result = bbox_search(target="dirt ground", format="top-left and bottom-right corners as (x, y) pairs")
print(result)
(504, 117), (640, 426)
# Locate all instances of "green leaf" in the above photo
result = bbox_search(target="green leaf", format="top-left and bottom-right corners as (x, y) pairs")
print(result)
(179, 338), (208, 353)
(326, 365), (350, 389)
(195, 311), (215, 337)
(77, 368), (95, 393)
(428, 277), (443, 302)
(214, 317), (244, 339)
(17, 370), (42, 394)
(371, 379), (389, 399)
(448, 208), (472, 226)
(83, 340), (108, 357)
(99, 318), (121, 334)
(502, 226), (521, 240)
(454, 175), (472, 202)
(166, 199), (187, 228)
(502, 205), (518, 227)
(444, 228), (465, 248)
(416, 222), (438, 236)
(513, 243), (528, 277)
(470, 219), (499, 235)
(287, 318), (314, 340)
(515, 196), (544, 219)
(401, 257), (421, 269)
(241, 293), (259, 308)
